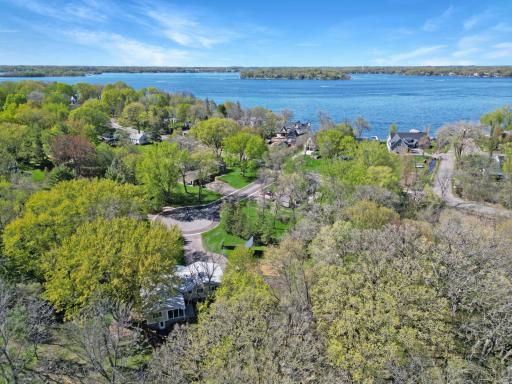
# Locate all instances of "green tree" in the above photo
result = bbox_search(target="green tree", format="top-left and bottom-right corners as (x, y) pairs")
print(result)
(120, 101), (146, 132)
(316, 130), (356, 159)
(345, 200), (399, 229)
(365, 165), (399, 190)
(101, 83), (138, 117)
(136, 142), (180, 207)
(311, 224), (455, 383)
(44, 217), (183, 317)
(480, 106), (512, 158)
(73, 82), (102, 103)
(68, 99), (110, 139)
(224, 131), (266, 175)
(190, 117), (238, 157)
(0, 123), (33, 168)
(191, 149), (219, 202)
(2, 179), (145, 280)
(48, 165), (75, 186)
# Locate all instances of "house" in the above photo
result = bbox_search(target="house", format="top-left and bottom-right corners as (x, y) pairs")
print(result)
(276, 121), (311, 140)
(176, 261), (223, 301)
(387, 130), (431, 153)
(144, 261), (223, 331)
(129, 132), (148, 145)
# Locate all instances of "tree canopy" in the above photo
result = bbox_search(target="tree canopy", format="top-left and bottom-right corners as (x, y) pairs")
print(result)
(2, 179), (145, 280)
(44, 217), (183, 317)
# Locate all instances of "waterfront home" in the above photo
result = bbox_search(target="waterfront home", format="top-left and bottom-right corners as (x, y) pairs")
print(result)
(145, 261), (223, 331)
(276, 121), (311, 139)
(387, 130), (431, 153)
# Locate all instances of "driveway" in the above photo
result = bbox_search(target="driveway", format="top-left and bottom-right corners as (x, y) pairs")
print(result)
(152, 181), (266, 263)
(433, 149), (512, 219)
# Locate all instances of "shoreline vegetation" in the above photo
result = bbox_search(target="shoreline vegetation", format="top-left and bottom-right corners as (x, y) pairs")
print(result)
(1, 65), (512, 79)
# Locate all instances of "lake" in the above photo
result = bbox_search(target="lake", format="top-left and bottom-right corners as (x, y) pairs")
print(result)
(2, 72), (512, 138)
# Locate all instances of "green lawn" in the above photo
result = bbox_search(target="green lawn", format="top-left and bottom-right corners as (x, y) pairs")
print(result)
(30, 169), (46, 182)
(301, 156), (328, 172)
(202, 201), (291, 256)
(284, 155), (328, 173)
(172, 183), (222, 207)
(217, 167), (257, 189)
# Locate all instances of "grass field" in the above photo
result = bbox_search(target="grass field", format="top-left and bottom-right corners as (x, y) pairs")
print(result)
(217, 167), (257, 189)
(173, 183), (222, 207)
(202, 201), (291, 256)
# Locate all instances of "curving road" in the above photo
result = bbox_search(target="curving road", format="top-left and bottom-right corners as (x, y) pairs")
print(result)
(151, 181), (266, 263)
(433, 149), (512, 219)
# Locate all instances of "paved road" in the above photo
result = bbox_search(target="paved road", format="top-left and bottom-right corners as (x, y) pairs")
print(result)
(433, 150), (512, 219)
(153, 180), (266, 263)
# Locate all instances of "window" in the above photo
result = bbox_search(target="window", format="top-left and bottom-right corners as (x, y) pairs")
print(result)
(196, 287), (204, 295)
(168, 309), (184, 319)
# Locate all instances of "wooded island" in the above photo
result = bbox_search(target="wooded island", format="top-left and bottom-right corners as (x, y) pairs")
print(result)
(1, 65), (512, 78)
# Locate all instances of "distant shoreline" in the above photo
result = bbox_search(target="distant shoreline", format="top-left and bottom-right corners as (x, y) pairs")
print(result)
(1, 65), (511, 79)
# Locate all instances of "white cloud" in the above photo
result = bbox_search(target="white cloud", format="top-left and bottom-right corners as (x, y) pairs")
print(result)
(464, 10), (493, 31)
(63, 3), (107, 22)
(423, 6), (455, 32)
(419, 58), (474, 66)
(493, 22), (512, 33)
(66, 30), (192, 65)
(146, 9), (238, 48)
(8, 0), (107, 22)
(452, 47), (481, 58)
(487, 42), (512, 59)
(375, 45), (447, 65)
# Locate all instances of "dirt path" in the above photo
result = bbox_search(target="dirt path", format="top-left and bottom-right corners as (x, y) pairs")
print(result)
(433, 149), (512, 219)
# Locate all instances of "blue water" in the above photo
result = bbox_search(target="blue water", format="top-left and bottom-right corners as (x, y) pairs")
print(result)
(2, 72), (512, 138)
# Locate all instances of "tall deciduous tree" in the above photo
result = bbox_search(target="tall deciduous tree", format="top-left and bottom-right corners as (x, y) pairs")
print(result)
(354, 116), (371, 138)
(190, 117), (238, 157)
(224, 131), (266, 175)
(44, 217), (183, 316)
(191, 149), (219, 201)
(68, 99), (110, 139)
(136, 141), (181, 207)
(50, 135), (97, 176)
(2, 179), (145, 280)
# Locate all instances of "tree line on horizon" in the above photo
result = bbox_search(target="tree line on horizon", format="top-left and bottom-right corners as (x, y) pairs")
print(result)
(1, 65), (512, 78)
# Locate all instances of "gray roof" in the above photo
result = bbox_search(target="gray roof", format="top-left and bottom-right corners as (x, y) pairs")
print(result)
(159, 293), (186, 311)
(388, 131), (428, 151)
(394, 131), (427, 141)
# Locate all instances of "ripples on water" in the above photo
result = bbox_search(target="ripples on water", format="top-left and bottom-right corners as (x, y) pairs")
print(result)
(2, 72), (511, 138)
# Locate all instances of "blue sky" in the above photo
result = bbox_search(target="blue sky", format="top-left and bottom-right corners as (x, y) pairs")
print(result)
(0, 0), (511, 66)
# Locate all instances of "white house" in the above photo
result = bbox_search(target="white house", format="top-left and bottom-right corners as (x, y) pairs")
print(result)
(144, 261), (223, 330)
